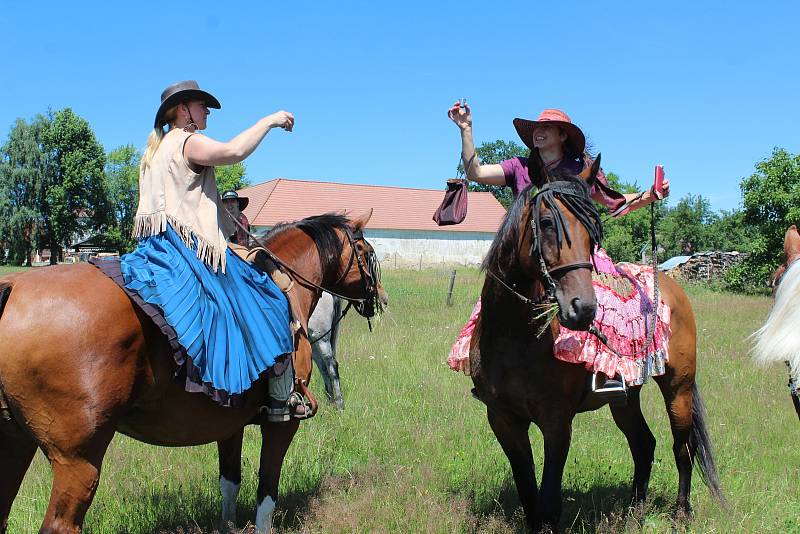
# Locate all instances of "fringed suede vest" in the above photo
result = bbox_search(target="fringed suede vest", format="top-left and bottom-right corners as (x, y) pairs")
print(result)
(133, 129), (234, 272)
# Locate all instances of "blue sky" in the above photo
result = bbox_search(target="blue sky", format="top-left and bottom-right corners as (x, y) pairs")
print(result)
(2, 1), (798, 212)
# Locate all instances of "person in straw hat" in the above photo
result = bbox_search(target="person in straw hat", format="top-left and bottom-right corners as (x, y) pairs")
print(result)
(117, 80), (305, 420)
(445, 102), (671, 399)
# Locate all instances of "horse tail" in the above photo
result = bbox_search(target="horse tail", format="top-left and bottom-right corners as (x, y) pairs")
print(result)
(691, 383), (726, 504)
(330, 296), (342, 351)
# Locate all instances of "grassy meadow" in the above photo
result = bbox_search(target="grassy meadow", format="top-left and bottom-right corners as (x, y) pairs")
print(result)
(5, 266), (799, 533)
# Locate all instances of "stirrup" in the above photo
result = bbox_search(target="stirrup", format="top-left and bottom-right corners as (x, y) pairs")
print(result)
(260, 392), (313, 423)
(591, 372), (628, 407)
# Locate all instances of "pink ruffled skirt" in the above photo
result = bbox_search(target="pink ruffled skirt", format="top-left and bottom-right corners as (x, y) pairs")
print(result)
(447, 248), (671, 385)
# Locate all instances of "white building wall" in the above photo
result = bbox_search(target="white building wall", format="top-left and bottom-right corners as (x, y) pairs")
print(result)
(253, 226), (495, 267)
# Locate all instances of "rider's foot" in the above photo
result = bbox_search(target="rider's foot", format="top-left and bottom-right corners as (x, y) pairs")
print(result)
(262, 392), (313, 423)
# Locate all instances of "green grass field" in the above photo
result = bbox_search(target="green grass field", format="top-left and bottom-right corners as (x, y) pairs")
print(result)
(5, 268), (799, 533)
(0, 265), (31, 276)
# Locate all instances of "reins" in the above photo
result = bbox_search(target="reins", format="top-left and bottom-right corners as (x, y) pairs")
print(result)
(486, 180), (601, 336)
(225, 211), (379, 319)
(309, 300), (353, 344)
(489, 177), (663, 360)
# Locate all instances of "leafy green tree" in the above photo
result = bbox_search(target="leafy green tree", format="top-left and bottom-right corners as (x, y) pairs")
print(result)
(705, 209), (755, 253)
(104, 145), (140, 252)
(38, 108), (109, 263)
(216, 162), (250, 194)
(657, 194), (717, 258)
(0, 115), (49, 265)
(597, 172), (666, 263)
(726, 147), (800, 291)
(458, 139), (527, 208)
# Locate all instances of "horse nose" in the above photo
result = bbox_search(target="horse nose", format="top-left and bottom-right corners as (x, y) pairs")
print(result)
(565, 296), (596, 329)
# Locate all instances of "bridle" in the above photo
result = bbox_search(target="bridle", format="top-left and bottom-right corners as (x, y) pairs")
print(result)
(335, 226), (383, 324)
(488, 180), (602, 319)
(227, 212), (383, 326)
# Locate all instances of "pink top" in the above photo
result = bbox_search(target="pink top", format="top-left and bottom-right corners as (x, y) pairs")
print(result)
(499, 156), (626, 212)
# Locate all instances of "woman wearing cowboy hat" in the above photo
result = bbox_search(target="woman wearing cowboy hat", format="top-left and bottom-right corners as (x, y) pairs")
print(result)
(446, 103), (671, 398)
(221, 190), (251, 246)
(118, 80), (303, 419)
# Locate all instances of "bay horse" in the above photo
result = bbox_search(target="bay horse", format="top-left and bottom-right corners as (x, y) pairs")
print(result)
(751, 224), (800, 420)
(470, 154), (724, 532)
(0, 211), (383, 534)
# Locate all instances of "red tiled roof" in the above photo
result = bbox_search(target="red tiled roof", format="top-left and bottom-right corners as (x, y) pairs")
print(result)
(238, 178), (506, 233)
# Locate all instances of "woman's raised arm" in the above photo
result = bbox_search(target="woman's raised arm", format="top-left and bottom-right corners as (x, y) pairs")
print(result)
(447, 101), (506, 186)
(184, 111), (294, 167)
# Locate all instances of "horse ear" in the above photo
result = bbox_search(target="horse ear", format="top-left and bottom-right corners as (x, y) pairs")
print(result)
(350, 208), (374, 230)
(579, 153), (601, 187)
(784, 225), (800, 259)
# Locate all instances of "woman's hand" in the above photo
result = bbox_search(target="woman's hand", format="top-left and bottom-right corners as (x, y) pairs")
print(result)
(447, 100), (472, 131)
(653, 178), (670, 200)
(267, 111), (294, 132)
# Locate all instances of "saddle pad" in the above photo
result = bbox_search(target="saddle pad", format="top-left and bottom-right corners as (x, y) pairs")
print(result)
(89, 257), (290, 407)
(554, 261), (672, 386)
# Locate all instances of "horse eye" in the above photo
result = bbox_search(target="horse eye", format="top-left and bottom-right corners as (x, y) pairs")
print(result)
(540, 218), (554, 229)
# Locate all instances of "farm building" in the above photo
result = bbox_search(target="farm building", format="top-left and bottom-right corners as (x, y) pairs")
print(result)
(237, 179), (507, 267)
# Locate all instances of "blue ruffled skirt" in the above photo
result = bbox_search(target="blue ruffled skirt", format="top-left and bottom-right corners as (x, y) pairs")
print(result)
(120, 225), (293, 397)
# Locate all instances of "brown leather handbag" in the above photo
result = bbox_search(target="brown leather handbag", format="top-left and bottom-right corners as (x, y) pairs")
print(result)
(433, 178), (468, 226)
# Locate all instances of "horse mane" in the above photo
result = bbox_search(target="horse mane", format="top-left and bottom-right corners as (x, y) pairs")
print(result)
(267, 213), (350, 276)
(751, 259), (800, 383)
(481, 172), (592, 278)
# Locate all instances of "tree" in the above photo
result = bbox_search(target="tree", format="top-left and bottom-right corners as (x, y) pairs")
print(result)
(458, 139), (527, 208)
(38, 108), (109, 263)
(597, 172), (667, 263)
(104, 145), (140, 253)
(0, 115), (49, 265)
(215, 162), (250, 194)
(705, 209), (755, 253)
(726, 147), (800, 291)
(657, 194), (717, 258)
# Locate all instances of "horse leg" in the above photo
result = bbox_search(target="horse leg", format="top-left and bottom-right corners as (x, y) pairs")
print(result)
(609, 386), (656, 505)
(0, 421), (37, 533)
(311, 341), (336, 404)
(40, 428), (115, 534)
(654, 376), (695, 519)
(217, 430), (244, 528)
(537, 418), (573, 531)
(255, 420), (300, 533)
(486, 410), (539, 531)
(312, 338), (344, 410)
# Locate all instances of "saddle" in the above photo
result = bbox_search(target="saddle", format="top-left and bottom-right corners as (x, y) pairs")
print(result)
(554, 260), (672, 389)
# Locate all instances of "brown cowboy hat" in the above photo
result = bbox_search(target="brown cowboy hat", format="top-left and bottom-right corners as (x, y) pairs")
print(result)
(512, 109), (585, 156)
(154, 80), (221, 128)
(221, 190), (249, 211)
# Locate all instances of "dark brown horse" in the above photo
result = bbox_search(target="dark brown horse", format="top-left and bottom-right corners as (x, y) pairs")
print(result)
(752, 225), (800, 420)
(470, 155), (724, 532)
(0, 211), (384, 534)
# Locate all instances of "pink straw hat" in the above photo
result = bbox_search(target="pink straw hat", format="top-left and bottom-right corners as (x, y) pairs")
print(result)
(512, 109), (586, 156)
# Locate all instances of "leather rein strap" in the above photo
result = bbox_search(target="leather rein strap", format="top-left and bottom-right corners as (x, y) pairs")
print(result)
(225, 211), (377, 315)
(489, 180), (602, 313)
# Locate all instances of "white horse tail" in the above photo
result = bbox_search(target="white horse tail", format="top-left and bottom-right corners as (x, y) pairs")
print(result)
(751, 260), (800, 383)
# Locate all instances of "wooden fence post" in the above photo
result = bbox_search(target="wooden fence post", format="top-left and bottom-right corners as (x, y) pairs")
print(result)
(446, 269), (457, 306)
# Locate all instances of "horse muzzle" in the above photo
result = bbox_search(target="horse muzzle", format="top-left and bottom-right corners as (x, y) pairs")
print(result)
(557, 293), (597, 331)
